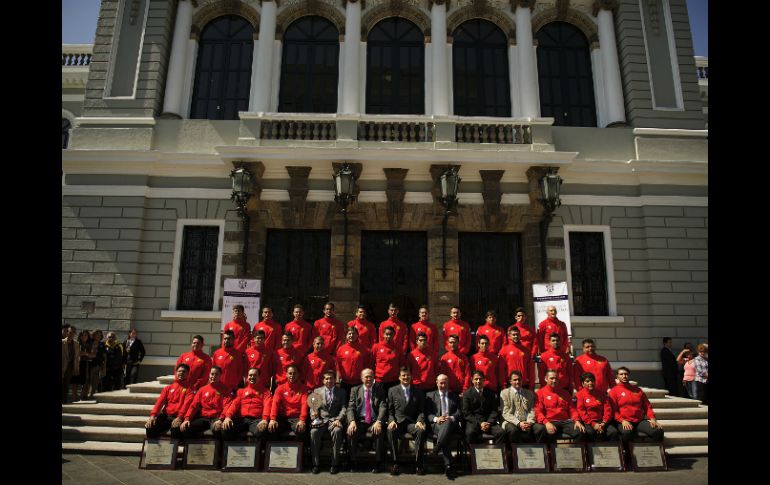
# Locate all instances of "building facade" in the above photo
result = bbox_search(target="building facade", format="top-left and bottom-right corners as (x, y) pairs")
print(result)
(62, 0), (707, 385)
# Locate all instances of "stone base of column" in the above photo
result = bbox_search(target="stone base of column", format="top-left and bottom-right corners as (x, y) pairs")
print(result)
(159, 112), (183, 120)
(606, 121), (629, 128)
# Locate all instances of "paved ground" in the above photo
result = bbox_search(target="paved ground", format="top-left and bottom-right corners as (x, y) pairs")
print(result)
(62, 454), (707, 484)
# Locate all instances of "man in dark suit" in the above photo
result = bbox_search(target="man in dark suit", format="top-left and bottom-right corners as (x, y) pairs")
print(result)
(346, 367), (388, 473)
(426, 373), (461, 478)
(387, 367), (427, 475)
(123, 328), (146, 387)
(660, 337), (679, 397)
(309, 370), (347, 474)
(461, 370), (506, 445)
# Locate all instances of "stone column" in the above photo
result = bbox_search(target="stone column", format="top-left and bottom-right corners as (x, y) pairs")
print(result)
(161, 0), (194, 118)
(513, 0), (539, 118)
(251, 0), (278, 112)
(594, 0), (626, 126)
(341, 0), (362, 113)
(430, 1), (449, 115)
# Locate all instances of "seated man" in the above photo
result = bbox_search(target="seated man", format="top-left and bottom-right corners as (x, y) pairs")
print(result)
(309, 370), (347, 475)
(461, 370), (507, 445)
(575, 372), (618, 442)
(222, 368), (272, 444)
(145, 363), (194, 439)
(500, 370), (540, 444)
(268, 364), (309, 439)
(387, 367), (428, 476)
(346, 368), (388, 473)
(534, 369), (585, 444)
(425, 374), (461, 478)
(608, 367), (664, 443)
(178, 366), (232, 439)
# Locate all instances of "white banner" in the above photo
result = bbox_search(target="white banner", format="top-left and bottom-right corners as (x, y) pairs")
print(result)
(221, 279), (261, 329)
(532, 282), (572, 337)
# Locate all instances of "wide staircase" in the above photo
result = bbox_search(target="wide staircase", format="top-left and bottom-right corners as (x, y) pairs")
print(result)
(62, 376), (708, 456)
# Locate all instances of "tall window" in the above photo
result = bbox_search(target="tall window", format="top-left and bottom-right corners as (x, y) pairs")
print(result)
(62, 118), (71, 149)
(452, 19), (511, 117)
(177, 226), (220, 310)
(278, 16), (339, 113)
(366, 17), (425, 114)
(190, 15), (254, 120)
(568, 231), (608, 315)
(536, 22), (597, 127)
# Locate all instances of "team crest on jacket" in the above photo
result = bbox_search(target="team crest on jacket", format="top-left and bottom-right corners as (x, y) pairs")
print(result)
(546, 395), (552, 400)
(447, 359), (453, 363)
(621, 392), (626, 397)
(245, 391), (250, 396)
(170, 389), (175, 393)
(587, 361), (591, 364)
(205, 392), (210, 397)
(185, 357), (190, 362)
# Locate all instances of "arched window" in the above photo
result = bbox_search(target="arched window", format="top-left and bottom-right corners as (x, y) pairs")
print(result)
(62, 118), (71, 149)
(190, 15), (254, 120)
(452, 19), (511, 117)
(366, 18), (424, 114)
(278, 16), (339, 113)
(535, 22), (597, 127)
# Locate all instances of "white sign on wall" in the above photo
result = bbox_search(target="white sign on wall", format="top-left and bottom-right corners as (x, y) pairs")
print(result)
(221, 279), (261, 328)
(532, 281), (572, 337)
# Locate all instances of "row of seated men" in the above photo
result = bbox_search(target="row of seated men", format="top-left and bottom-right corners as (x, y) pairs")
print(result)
(146, 361), (663, 477)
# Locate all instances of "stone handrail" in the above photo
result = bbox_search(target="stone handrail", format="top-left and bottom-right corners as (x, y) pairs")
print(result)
(455, 121), (532, 144)
(694, 56), (708, 80)
(357, 116), (435, 142)
(62, 44), (93, 66)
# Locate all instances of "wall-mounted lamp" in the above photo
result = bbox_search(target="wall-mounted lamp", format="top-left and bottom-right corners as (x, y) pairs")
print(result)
(230, 165), (253, 275)
(439, 167), (460, 279)
(539, 167), (562, 279)
(333, 163), (356, 276)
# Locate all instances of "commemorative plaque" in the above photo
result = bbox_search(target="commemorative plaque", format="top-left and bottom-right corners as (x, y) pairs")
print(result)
(221, 441), (259, 471)
(266, 442), (303, 472)
(587, 442), (625, 471)
(469, 444), (508, 474)
(512, 444), (549, 472)
(139, 439), (178, 470)
(182, 439), (220, 469)
(630, 443), (667, 472)
(552, 444), (587, 472)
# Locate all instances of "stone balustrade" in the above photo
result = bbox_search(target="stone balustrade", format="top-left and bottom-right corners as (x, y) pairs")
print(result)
(62, 44), (93, 66)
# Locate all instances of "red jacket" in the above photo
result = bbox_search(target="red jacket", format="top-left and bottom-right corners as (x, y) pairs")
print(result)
(213, 346), (245, 393)
(407, 347), (437, 390)
(538, 348), (573, 391)
(314, 316), (345, 353)
(245, 344), (272, 388)
(378, 317), (409, 354)
(573, 353), (614, 395)
(506, 322), (537, 355)
(410, 321), (440, 355)
(184, 381), (232, 421)
(438, 350), (471, 393)
(301, 351), (336, 390)
(575, 387), (612, 425)
(272, 345), (303, 385)
(270, 381), (309, 420)
(285, 319), (313, 354)
(150, 379), (194, 417)
(348, 318), (378, 349)
(535, 385), (579, 424)
(475, 324), (505, 355)
(176, 350), (213, 391)
(252, 319), (282, 353)
(608, 383), (657, 423)
(536, 317), (569, 354)
(441, 320), (471, 355)
(225, 383), (272, 420)
(470, 351), (501, 391)
(372, 340), (405, 382)
(336, 342), (373, 384)
(223, 318), (252, 355)
(498, 341), (532, 387)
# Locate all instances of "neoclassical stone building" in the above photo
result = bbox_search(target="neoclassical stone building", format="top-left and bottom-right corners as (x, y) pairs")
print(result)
(62, 0), (707, 385)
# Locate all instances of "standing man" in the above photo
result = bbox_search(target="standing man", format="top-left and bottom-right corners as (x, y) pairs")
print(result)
(475, 311), (505, 355)
(500, 370), (539, 444)
(461, 370), (507, 445)
(470, 335), (501, 392)
(372, 325), (405, 390)
(573, 338), (614, 395)
(533, 369), (585, 444)
(498, 326), (533, 389)
(62, 325), (80, 403)
(308, 370), (347, 474)
(123, 329), (146, 387)
(426, 374), (461, 478)
(660, 337), (679, 397)
(273, 332), (303, 387)
(314, 302), (345, 353)
(379, 303), (409, 354)
(223, 305), (252, 356)
(410, 305), (440, 356)
(608, 367), (664, 444)
(346, 368), (388, 473)
(145, 363), (193, 438)
(536, 305), (570, 355)
(508, 307), (537, 387)
(285, 304), (314, 355)
(222, 368), (272, 443)
(348, 305), (378, 350)
(439, 334), (471, 394)
(538, 333), (573, 393)
(245, 330), (273, 389)
(301, 336), (337, 390)
(441, 306), (471, 355)
(407, 332), (437, 391)
(336, 326), (374, 394)
(268, 364), (309, 438)
(176, 335), (213, 391)
(253, 306), (282, 353)
(386, 367), (428, 476)
(213, 330), (245, 393)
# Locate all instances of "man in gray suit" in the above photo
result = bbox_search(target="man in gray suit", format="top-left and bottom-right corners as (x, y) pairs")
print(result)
(387, 367), (427, 475)
(500, 370), (542, 444)
(346, 368), (388, 473)
(426, 373), (461, 478)
(309, 370), (347, 474)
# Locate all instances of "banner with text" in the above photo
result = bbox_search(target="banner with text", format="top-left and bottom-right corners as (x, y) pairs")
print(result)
(532, 282), (572, 337)
(221, 279), (261, 329)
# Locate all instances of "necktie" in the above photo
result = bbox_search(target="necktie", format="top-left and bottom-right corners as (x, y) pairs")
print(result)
(327, 389), (332, 407)
(441, 393), (448, 416)
(404, 387), (409, 401)
(364, 388), (372, 424)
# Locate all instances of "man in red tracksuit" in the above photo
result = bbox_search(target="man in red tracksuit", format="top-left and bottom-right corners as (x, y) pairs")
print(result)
(474, 310), (505, 355)
(301, 336), (337, 390)
(213, 330), (245, 393)
(145, 363), (194, 438)
(223, 305), (252, 356)
(245, 330), (273, 389)
(348, 305), (378, 350)
(438, 334), (471, 394)
(498, 326), (533, 389)
(573, 338), (614, 395)
(179, 366), (233, 439)
(608, 367), (664, 443)
(222, 367), (272, 442)
(538, 333), (573, 392)
(441, 306), (471, 355)
(506, 307), (537, 386)
(575, 371), (618, 442)
(372, 325), (405, 390)
(176, 335), (213, 391)
(314, 302), (345, 353)
(378, 303), (409, 354)
(273, 332), (303, 387)
(407, 332), (437, 391)
(336, 326), (374, 394)
(411, 305), (440, 356)
(269, 364), (310, 438)
(253, 306), (282, 353)
(536, 305), (570, 355)
(285, 304), (314, 355)
(470, 335), (501, 392)
(533, 369), (585, 444)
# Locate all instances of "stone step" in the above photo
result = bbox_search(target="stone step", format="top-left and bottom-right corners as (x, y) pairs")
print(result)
(62, 441), (144, 455)
(665, 445), (708, 456)
(649, 397), (702, 409)
(158, 375), (174, 385)
(62, 425), (146, 443)
(62, 402), (154, 416)
(662, 431), (708, 446)
(62, 414), (147, 428)
(656, 419), (709, 431)
(640, 388), (669, 399)
(652, 406), (708, 420)
(96, 390), (159, 405)
(127, 382), (165, 394)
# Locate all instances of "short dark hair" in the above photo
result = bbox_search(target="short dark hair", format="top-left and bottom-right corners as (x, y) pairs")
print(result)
(176, 363), (190, 372)
(582, 338), (595, 346)
(509, 370), (522, 381)
(286, 364), (300, 373)
(399, 366), (410, 374)
(223, 329), (235, 338)
(388, 302), (398, 309)
(293, 304), (304, 311)
(254, 330), (266, 337)
(478, 335), (490, 343)
(322, 369), (336, 379)
(282, 331), (294, 339)
(514, 307), (526, 315)
(233, 304), (245, 312)
(324, 302), (335, 310)
(211, 365), (222, 374)
(580, 372), (596, 383)
(383, 325), (395, 334)
(662, 337), (672, 344)
(485, 310), (497, 318)
(447, 334), (459, 342)
(472, 370), (485, 380)
(416, 332), (428, 340)
(616, 366), (630, 375)
(193, 334), (204, 343)
(549, 333), (560, 340)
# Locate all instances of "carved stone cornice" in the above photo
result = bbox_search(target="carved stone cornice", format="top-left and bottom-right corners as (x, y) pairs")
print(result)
(592, 0), (618, 16)
(480, 170), (504, 229)
(361, 0), (431, 39)
(446, 2), (516, 41)
(191, 0), (261, 38)
(383, 168), (408, 229)
(532, 5), (598, 44)
(429, 0), (451, 9)
(275, 0), (347, 37)
(511, 0), (536, 12)
(556, 0), (569, 20)
(286, 166), (311, 227)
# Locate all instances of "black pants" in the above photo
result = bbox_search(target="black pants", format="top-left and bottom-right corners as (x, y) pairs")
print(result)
(619, 420), (664, 443)
(349, 420), (387, 464)
(273, 417), (307, 439)
(125, 362), (141, 386)
(503, 422), (536, 443)
(310, 422), (344, 467)
(387, 421), (426, 465)
(146, 414), (180, 439)
(465, 422), (507, 444)
(662, 371), (679, 397)
(583, 423), (619, 442)
(222, 417), (269, 441)
(176, 417), (223, 440)
(533, 420), (585, 444)
(432, 420), (460, 466)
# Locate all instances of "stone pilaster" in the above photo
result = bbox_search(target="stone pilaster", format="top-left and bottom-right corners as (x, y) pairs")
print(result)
(383, 168), (408, 229)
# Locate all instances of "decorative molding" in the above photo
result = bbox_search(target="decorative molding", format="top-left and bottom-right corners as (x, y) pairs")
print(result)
(532, 4), (599, 44)
(361, 0), (431, 39)
(555, 0), (568, 19)
(592, 0), (618, 17)
(190, 0), (261, 38)
(480, 169), (504, 228)
(511, 0), (536, 12)
(286, 166), (312, 226)
(447, 2), (516, 40)
(383, 168), (408, 228)
(429, 0), (451, 8)
(275, 0), (347, 37)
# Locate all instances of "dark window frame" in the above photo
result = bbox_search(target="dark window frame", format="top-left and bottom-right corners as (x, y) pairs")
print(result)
(176, 225), (221, 311)
(567, 231), (609, 316)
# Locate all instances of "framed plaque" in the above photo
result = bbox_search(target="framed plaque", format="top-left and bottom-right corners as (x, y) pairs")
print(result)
(469, 444), (508, 474)
(512, 444), (549, 473)
(552, 444), (587, 472)
(139, 438), (178, 470)
(221, 441), (259, 472)
(182, 439), (220, 469)
(587, 442), (625, 472)
(266, 441), (303, 472)
(629, 443), (667, 472)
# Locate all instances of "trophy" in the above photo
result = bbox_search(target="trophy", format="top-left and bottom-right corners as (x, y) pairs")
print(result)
(308, 392), (325, 428)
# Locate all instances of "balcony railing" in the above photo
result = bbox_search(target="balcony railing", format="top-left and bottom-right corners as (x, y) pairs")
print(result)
(260, 119), (337, 141)
(62, 44), (93, 66)
(358, 120), (435, 142)
(695, 56), (708, 80)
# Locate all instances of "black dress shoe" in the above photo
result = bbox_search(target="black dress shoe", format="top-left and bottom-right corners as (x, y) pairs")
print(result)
(330, 466), (339, 474)
(312, 466), (320, 474)
(390, 464), (400, 476)
(445, 465), (455, 478)
(416, 465), (425, 475)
